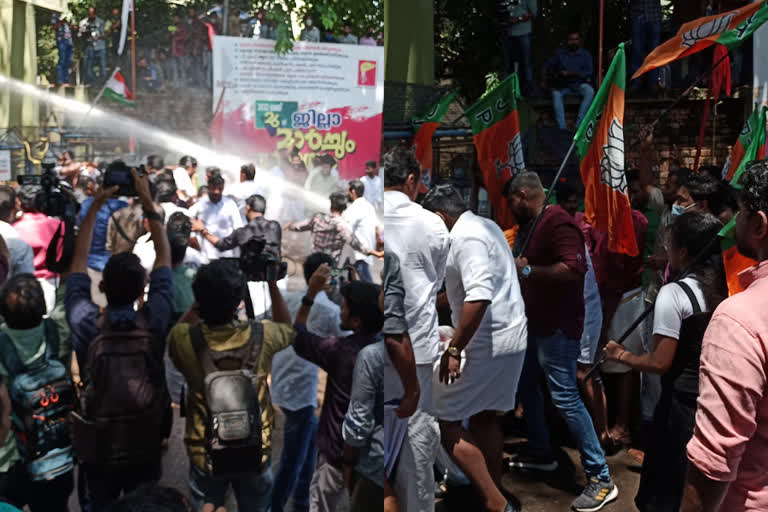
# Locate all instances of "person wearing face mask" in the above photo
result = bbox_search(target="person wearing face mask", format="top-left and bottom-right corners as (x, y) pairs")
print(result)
(604, 212), (726, 512)
(300, 15), (320, 42)
(681, 160), (768, 512)
(542, 31), (595, 131)
(383, 146), (450, 512)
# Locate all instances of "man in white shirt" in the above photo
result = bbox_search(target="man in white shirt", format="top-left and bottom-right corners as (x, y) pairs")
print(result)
(271, 252), (350, 512)
(0, 186), (34, 278)
(423, 185), (526, 512)
(300, 15), (320, 42)
(344, 180), (381, 282)
(226, 163), (266, 221)
(361, 160), (383, 211)
(189, 174), (243, 260)
(383, 147), (450, 512)
(173, 155), (199, 206)
(154, 179), (191, 221)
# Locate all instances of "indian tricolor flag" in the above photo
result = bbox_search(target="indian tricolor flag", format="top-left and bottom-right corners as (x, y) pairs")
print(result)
(723, 105), (766, 186)
(103, 71), (136, 108)
(575, 43), (638, 257)
(633, 0), (768, 79)
(412, 90), (457, 192)
(465, 73), (525, 229)
(719, 216), (758, 295)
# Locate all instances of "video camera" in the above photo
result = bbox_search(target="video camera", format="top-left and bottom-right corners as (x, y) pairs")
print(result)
(17, 153), (79, 220)
(238, 236), (287, 283)
(16, 151), (79, 273)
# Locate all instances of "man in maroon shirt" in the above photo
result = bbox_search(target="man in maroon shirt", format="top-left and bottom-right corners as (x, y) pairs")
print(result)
(504, 173), (617, 512)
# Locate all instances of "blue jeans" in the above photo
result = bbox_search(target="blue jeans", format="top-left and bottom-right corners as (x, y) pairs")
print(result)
(353, 260), (373, 283)
(189, 462), (273, 511)
(56, 41), (73, 84)
(272, 406), (318, 511)
(631, 16), (661, 89)
(518, 330), (610, 480)
(85, 46), (107, 84)
(552, 83), (595, 131)
(502, 32), (533, 93)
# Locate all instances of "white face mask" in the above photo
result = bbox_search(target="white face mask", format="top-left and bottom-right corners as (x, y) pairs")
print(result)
(671, 202), (697, 217)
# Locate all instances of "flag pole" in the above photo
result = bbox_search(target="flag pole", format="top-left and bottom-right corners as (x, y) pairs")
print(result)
(131, 1), (136, 97)
(76, 67), (120, 131)
(581, 234), (721, 383)
(513, 139), (577, 257)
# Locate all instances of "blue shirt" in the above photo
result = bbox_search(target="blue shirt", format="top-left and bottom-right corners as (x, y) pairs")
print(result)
(545, 47), (594, 89)
(78, 197), (128, 272)
(65, 267), (174, 369)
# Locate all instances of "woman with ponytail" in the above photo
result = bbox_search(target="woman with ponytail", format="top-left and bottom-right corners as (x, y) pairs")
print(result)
(604, 211), (727, 512)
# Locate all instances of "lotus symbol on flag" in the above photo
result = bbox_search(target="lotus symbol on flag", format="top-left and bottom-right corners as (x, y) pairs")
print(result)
(495, 133), (526, 180)
(600, 118), (627, 194)
(681, 12), (736, 48)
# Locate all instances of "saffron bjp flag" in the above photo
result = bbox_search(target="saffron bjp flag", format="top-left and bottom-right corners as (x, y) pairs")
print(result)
(103, 71), (135, 107)
(465, 74), (525, 229)
(575, 44), (638, 257)
(633, 0), (768, 79)
(412, 90), (457, 192)
(723, 105), (767, 186)
(719, 216), (758, 295)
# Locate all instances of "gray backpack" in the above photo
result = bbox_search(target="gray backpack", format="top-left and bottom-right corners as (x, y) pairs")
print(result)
(189, 321), (264, 477)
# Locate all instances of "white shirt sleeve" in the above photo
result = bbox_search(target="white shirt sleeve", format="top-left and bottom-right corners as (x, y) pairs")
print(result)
(454, 235), (494, 303)
(173, 168), (196, 198)
(229, 200), (244, 230)
(653, 281), (694, 340)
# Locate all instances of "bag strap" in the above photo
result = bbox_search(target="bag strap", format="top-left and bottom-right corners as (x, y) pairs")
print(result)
(189, 324), (219, 376)
(676, 281), (702, 315)
(0, 330), (24, 376)
(243, 321), (264, 371)
(42, 317), (60, 362)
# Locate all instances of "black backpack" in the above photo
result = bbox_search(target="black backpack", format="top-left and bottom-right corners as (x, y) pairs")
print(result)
(189, 321), (264, 478)
(0, 318), (74, 481)
(70, 312), (171, 466)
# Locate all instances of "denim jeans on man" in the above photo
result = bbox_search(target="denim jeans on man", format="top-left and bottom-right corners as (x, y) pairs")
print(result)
(57, 41), (73, 84)
(518, 330), (610, 480)
(85, 45), (107, 84)
(552, 83), (595, 131)
(502, 33), (533, 93)
(353, 260), (373, 283)
(189, 463), (273, 511)
(272, 405), (318, 512)
(630, 15), (661, 90)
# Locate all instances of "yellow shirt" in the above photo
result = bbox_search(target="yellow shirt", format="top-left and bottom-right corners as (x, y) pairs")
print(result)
(168, 319), (295, 471)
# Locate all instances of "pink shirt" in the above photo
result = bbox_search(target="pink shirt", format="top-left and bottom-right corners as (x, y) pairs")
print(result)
(13, 212), (63, 280)
(687, 259), (768, 511)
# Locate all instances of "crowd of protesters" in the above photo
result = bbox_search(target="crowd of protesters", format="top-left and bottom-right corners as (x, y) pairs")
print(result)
(50, 4), (383, 90)
(0, 145), (390, 512)
(380, 138), (768, 512)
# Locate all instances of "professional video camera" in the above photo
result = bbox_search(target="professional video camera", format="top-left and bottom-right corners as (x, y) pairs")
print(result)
(238, 234), (287, 283)
(17, 152), (79, 220)
(103, 160), (144, 197)
(16, 150), (80, 273)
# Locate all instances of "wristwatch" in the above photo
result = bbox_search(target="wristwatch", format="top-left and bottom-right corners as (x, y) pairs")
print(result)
(521, 264), (532, 279)
(446, 346), (461, 359)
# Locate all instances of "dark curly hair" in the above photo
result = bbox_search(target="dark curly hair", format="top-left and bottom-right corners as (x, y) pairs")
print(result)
(383, 146), (420, 188)
(739, 159), (768, 215)
(193, 260), (244, 326)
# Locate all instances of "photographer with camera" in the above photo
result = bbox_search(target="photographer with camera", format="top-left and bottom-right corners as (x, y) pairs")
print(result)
(167, 259), (294, 511)
(13, 185), (66, 313)
(79, 7), (107, 85)
(65, 169), (173, 511)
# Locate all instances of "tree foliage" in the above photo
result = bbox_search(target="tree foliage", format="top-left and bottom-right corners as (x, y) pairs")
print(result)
(35, 0), (382, 82)
(435, 0), (632, 104)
